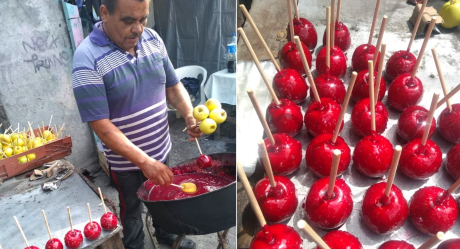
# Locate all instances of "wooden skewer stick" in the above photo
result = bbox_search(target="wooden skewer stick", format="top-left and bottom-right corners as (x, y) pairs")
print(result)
(437, 84), (460, 109)
(407, 0), (428, 53)
(195, 139), (203, 155)
(368, 0), (382, 45)
(237, 161), (267, 227)
(247, 88), (276, 146)
(87, 203), (94, 227)
(372, 16), (388, 67)
(293, 0), (300, 21)
(411, 17), (436, 78)
(238, 28), (280, 105)
(258, 139), (276, 188)
(297, 220), (331, 249)
(294, 36), (321, 103)
(3, 125), (11, 135)
(369, 61), (376, 132)
(47, 115), (53, 131)
(418, 232), (444, 249)
(287, 0), (295, 43)
(327, 150), (341, 198)
(447, 177), (460, 195)
(27, 122), (35, 140)
(331, 0), (336, 46)
(326, 6), (331, 69)
(98, 187), (108, 214)
(336, 0), (342, 23)
(14, 216), (30, 247)
(431, 48), (452, 112)
(451, 0), (454, 5)
(42, 210), (53, 240)
(384, 145), (402, 198)
(332, 72), (357, 143)
(67, 206), (74, 231)
(421, 91), (440, 146)
(374, 43), (386, 100)
(239, 4), (281, 72)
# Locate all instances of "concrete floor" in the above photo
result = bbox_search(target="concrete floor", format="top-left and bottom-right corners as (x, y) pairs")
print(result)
(90, 111), (236, 249)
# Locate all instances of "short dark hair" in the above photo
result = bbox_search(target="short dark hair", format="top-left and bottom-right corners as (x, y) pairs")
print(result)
(101, 0), (149, 14)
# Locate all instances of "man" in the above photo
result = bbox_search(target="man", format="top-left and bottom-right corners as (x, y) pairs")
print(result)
(71, 0), (201, 248)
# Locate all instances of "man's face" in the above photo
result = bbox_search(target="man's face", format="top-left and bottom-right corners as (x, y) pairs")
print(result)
(101, 0), (149, 52)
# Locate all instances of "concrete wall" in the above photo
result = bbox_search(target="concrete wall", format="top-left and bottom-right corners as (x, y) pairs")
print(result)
(0, 0), (98, 170)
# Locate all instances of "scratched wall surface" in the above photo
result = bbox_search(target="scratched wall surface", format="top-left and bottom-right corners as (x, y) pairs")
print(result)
(0, 0), (98, 170)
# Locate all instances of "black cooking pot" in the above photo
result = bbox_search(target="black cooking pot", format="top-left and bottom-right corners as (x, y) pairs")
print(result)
(138, 152), (236, 235)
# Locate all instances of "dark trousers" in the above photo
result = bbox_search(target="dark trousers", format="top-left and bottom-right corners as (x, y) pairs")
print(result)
(110, 157), (170, 249)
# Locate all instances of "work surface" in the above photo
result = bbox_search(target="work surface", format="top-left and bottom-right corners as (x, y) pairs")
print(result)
(0, 173), (121, 249)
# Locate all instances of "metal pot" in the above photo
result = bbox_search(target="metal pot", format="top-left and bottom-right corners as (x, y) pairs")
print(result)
(138, 152), (236, 235)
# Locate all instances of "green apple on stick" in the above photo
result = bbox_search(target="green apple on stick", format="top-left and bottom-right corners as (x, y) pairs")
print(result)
(440, 0), (460, 29)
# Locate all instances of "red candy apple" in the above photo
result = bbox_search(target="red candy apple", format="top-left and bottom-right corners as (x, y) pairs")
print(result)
(446, 143), (460, 180)
(316, 46), (347, 78)
(273, 68), (308, 104)
(264, 133), (302, 175)
(399, 138), (442, 180)
(438, 103), (460, 143)
(279, 41), (312, 75)
(197, 154), (212, 169)
(409, 186), (458, 235)
(397, 105), (436, 142)
(353, 133), (394, 178)
(438, 239), (460, 249)
(351, 69), (386, 103)
(254, 175), (298, 223)
(266, 98), (303, 137)
(306, 133), (351, 178)
(378, 241), (415, 249)
(304, 177), (353, 229)
(287, 18), (318, 50)
(312, 74), (346, 104)
(361, 182), (408, 234)
(45, 238), (64, 249)
(317, 231), (363, 249)
(64, 229), (83, 249)
(250, 224), (302, 249)
(385, 50), (416, 82)
(84, 221), (102, 240)
(388, 74), (424, 111)
(304, 98), (343, 137)
(352, 44), (380, 72)
(323, 22), (352, 52)
(351, 98), (389, 137)
(100, 212), (118, 230)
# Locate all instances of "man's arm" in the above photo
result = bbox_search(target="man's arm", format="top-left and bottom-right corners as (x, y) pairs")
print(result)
(90, 119), (173, 186)
(166, 82), (202, 140)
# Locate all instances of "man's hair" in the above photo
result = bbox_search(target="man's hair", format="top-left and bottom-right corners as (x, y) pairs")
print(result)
(101, 0), (149, 14)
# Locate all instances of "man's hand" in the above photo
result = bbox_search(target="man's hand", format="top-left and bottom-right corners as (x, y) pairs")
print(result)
(139, 158), (174, 186)
(185, 114), (202, 141)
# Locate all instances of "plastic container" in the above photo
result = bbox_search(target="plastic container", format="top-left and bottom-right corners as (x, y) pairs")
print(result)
(227, 33), (237, 73)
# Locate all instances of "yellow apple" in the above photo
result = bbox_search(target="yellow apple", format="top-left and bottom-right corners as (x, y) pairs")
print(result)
(34, 138), (44, 148)
(45, 134), (56, 142)
(4, 147), (13, 157)
(22, 146), (28, 152)
(193, 105), (210, 121)
(42, 130), (52, 139)
(27, 139), (34, 149)
(1, 135), (11, 145)
(13, 138), (25, 147)
(27, 153), (36, 161)
(209, 108), (227, 124)
(199, 118), (217, 134)
(440, 0), (460, 29)
(18, 156), (28, 164)
(204, 98), (222, 112)
(13, 146), (23, 155)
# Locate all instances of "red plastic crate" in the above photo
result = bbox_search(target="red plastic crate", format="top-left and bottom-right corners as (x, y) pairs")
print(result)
(0, 126), (72, 180)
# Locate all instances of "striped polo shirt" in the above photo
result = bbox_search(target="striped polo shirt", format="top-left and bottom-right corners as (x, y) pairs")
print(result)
(72, 22), (179, 171)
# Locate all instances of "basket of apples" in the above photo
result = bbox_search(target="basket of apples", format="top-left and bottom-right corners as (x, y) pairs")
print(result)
(0, 121), (72, 180)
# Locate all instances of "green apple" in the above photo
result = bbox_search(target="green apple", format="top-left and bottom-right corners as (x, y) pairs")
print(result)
(440, 0), (460, 29)
(13, 146), (23, 155)
(27, 139), (34, 149)
(34, 137), (44, 148)
(209, 108), (227, 124)
(4, 147), (13, 157)
(1, 135), (11, 145)
(11, 133), (19, 141)
(13, 138), (25, 147)
(42, 130), (52, 139)
(45, 134), (56, 142)
(27, 153), (36, 161)
(199, 118), (217, 134)
(193, 105), (210, 121)
(205, 98), (222, 112)
(22, 146), (28, 152)
(18, 156), (28, 164)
